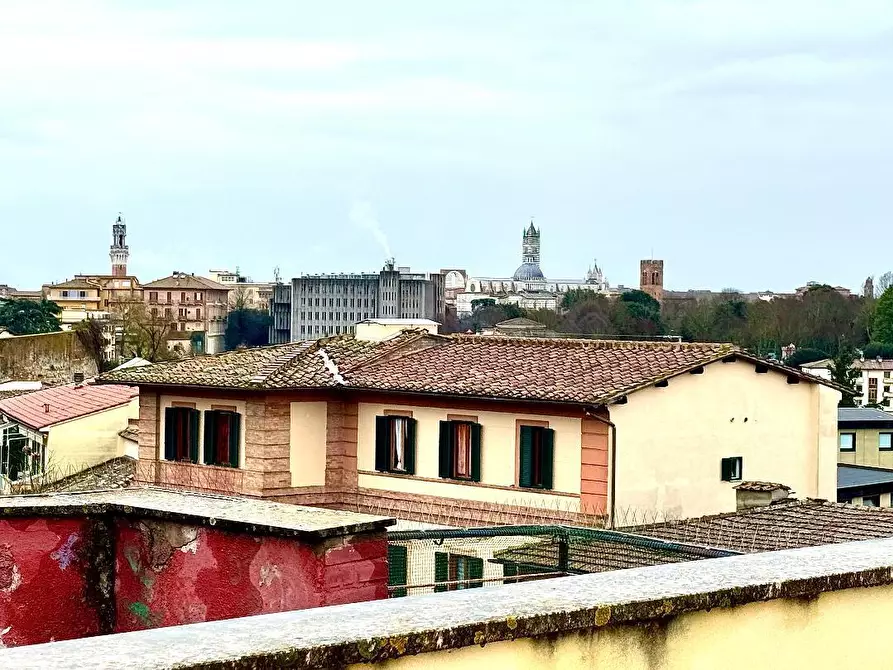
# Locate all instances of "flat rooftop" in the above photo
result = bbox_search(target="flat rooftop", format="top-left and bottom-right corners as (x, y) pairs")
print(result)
(0, 487), (395, 540)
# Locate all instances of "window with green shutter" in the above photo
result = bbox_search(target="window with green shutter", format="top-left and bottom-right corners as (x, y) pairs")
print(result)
(435, 552), (485, 591)
(518, 425), (554, 490)
(374, 415), (417, 474)
(388, 545), (408, 598)
(203, 410), (241, 467)
(164, 407), (200, 463)
(438, 420), (482, 482)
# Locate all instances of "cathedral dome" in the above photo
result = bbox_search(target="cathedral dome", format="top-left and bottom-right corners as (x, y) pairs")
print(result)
(513, 262), (545, 281)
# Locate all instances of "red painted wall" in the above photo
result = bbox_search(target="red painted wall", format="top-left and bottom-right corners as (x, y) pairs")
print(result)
(0, 515), (388, 647)
(115, 520), (388, 632)
(0, 518), (99, 647)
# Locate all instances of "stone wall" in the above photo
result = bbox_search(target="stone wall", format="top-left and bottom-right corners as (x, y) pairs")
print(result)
(0, 331), (97, 385)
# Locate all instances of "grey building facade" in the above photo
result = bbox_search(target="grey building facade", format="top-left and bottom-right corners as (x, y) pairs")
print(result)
(269, 262), (445, 343)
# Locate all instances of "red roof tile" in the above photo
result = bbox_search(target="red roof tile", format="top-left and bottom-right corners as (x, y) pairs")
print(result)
(0, 384), (138, 430)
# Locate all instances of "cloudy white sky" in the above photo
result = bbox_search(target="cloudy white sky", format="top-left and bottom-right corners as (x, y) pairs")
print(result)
(2, 0), (892, 292)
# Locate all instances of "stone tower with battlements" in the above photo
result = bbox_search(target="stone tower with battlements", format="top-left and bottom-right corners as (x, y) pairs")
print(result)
(640, 259), (664, 302)
(110, 213), (129, 277)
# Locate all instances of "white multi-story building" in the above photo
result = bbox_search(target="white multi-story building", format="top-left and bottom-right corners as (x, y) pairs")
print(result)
(801, 357), (893, 410)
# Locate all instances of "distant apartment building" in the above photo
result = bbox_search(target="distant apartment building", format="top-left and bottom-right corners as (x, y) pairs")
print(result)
(270, 261), (445, 342)
(801, 357), (893, 410)
(208, 268), (272, 310)
(41, 279), (103, 324)
(142, 272), (229, 355)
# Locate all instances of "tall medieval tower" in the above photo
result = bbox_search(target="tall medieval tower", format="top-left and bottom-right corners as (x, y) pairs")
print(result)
(110, 213), (129, 277)
(640, 259), (664, 302)
(522, 221), (540, 265)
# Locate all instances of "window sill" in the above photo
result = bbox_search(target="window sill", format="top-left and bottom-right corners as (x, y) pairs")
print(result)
(360, 469), (576, 497)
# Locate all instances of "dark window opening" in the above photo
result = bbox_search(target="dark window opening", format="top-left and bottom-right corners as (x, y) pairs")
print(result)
(203, 410), (241, 467)
(519, 425), (554, 490)
(164, 407), (199, 463)
(375, 416), (417, 474)
(720, 456), (743, 482)
(863, 495), (881, 508)
(755, 365), (768, 374)
(439, 420), (482, 482)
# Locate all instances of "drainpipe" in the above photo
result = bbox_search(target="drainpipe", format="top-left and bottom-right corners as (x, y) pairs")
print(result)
(585, 408), (617, 529)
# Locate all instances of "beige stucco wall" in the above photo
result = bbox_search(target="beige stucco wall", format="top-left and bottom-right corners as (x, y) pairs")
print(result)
(351, 583), (893, 670)
(45, 398), (138, 476)
(289, 401), (327, 486)
(159, 395), (247, 467)
(838, 427), (893, 468)
(609, 360), (839, 519)
(357, 402), (582, 508)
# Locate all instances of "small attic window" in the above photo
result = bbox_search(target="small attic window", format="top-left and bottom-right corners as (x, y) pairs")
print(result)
(755, 365), (769, 374)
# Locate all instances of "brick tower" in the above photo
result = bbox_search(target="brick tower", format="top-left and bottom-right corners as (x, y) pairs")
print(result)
(110, 213), (129, 277)
(639, 259), (664, 302)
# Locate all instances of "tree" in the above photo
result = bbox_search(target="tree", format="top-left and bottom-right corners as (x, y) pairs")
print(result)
(612, 290), (663, 336)
(0, 298), (61, 335)
(829, 345), (860, 407)
(877, 271), (893, 297)
(560, 288), (600, 311)
(74, 318), (109, 371)
(224, 308), (271, 350)
(862, 342), (893, 360)
(120, 303), (173, 362)
(874, 286), (893, 344)
(562, 295), (614, 335)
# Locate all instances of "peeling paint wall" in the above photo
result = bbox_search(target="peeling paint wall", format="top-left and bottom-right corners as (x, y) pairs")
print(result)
(0, 518), (99, 647)
(0, 515), (389, 647)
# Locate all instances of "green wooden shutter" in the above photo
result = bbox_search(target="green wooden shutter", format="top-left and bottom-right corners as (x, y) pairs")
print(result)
(434, 552), (449, 593)
(404, 418), (417, 475)
(503, 562), (518, 584)
(375, 416), (390, 472)
(721, 458), (732, 481)
(164, 408), (176, 460)
(203, 411), (217, 465)
(189, 409), (200, 464)
(388, 545), (408, 598)
(468, 557), (484, 589)
(519, 426), (534, 488)
(540, 428), (555, 490)
(228, 413), (241, 468)
(470, 423), (482, 482)
(438, 421), (453, 478)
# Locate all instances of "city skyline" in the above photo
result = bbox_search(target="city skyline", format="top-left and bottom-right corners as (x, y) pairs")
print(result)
(3, 1), (892, 291)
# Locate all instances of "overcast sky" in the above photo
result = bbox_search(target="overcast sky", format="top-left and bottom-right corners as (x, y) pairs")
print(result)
(2, 1), (892, 292)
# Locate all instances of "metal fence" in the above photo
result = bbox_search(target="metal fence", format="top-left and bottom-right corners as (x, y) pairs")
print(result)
(386, 525), (737, 597)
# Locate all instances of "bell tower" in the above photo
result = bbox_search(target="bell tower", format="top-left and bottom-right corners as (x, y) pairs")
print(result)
(639, 259), (664, 302)
(522, 220), (540, 265)
(110, 212), (129, 277)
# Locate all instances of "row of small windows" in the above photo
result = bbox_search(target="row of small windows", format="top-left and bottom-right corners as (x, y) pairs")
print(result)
(374, 416), (555, 490)
(148, 291), (204, 302)
(301, 297), (375, 308)
(299, 283), (376, 295)
(163, 407), (241, 468)
(840, 432), (893, 452)
(300, 325), (355, 336)
(299, 312), (370, 322)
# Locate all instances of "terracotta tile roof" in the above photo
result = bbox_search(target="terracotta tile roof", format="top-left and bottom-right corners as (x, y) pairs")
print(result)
(632, 499), (893, 553)
(118, 425), (139, 442)
(0, 383), (138, 430)
(44, 279), (98, 290)
(42, 456), (137, 493)
(143, 273), (228, 291)
(733, 481), (791, 492)
(100, 331), (841, 406)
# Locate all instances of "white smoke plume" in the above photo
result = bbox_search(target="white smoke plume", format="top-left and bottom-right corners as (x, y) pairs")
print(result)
(350, 201), (392, 260)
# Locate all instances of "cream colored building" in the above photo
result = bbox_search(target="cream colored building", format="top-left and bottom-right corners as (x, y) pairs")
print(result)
(208, 268), (272, 311)
(802, 357), (893, 410)
(41, 279), (104, 325)
(0, 383), (138, 487)
(143, 272), (229, 355)
(105, 321), (842, 525)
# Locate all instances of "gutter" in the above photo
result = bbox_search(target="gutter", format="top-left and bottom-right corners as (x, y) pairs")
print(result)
(586, 408), (617, 529)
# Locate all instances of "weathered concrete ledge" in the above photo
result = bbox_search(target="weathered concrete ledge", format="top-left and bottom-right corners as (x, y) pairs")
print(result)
(0, 487), (394, 540)
(4, 536), (893, 669)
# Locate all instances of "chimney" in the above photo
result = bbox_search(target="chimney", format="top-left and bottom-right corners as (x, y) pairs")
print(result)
(734, 482), (792, 511)
(44, 403), (50, 413)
